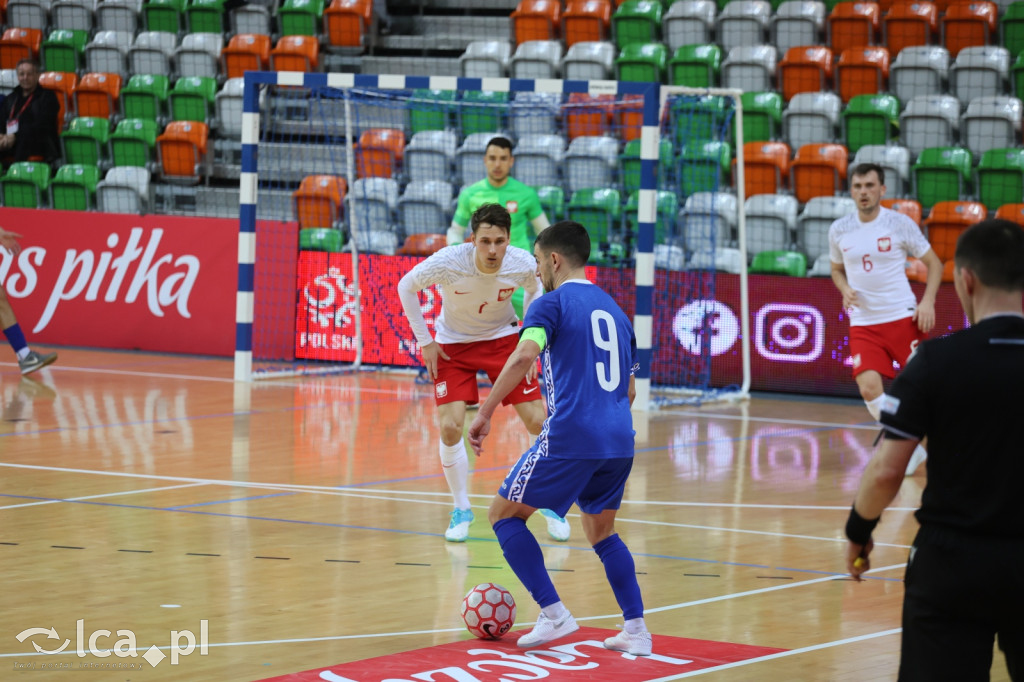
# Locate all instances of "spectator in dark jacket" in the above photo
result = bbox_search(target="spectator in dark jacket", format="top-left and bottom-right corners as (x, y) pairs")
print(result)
(0, 58), (60, 167)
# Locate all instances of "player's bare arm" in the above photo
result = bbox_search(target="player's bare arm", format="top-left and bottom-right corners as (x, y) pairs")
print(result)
(0, 227), (24, 256)
(830, 261), (859, 309)
(467, 338), (541, 455)
(914, 249), (943, 333)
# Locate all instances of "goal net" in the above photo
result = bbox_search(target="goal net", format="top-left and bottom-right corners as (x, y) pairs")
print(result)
(234, 72), (750, 408)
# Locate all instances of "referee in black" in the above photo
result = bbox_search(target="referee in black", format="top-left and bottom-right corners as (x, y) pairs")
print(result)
(844, 218), (1024, 681)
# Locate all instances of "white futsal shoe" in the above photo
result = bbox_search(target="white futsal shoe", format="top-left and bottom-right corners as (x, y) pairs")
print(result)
(516, 611), (579, 648)
(905, 446), (927, 476)
(604, 628), (653, 656)
(539, 509), (571, 541)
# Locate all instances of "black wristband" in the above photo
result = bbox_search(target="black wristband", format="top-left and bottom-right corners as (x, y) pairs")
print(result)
(845, 505), (879, 546)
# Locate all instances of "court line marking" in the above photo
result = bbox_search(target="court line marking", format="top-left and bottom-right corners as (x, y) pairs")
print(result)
(0, 482), (208, 510)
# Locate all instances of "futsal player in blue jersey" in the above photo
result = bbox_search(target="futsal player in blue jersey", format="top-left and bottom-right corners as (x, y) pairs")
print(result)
(467, 220), (651, 656)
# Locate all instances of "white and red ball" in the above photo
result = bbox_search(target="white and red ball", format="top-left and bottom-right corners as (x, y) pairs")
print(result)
(461, 582), (517, 640)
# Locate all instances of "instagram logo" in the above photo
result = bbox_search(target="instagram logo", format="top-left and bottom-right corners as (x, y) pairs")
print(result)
(754, 303), (824, 362)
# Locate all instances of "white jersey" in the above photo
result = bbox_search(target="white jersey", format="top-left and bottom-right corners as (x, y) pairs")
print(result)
(828, 207), (933, 326)
(397, 242), (540, 346)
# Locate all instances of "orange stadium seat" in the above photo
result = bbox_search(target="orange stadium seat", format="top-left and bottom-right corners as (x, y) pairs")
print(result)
(924, 200), (986, 262)
(835, 46), (890, 103)
(613, 93), (643, 142)
(221, 34), (270, 79)
(562, 0), (612, 47)
(511, 0), (561, 44)
(38, 71), (77, 128)
(270, 35), (319, 72)
(882, 197), (923, 226)
(0, 28), (41, 69)
(828, 1), (880, 56)
(778, 45), (834, 101)
(942, 1), (997, 58)
(324, 0), (373, 50)
(564, 92), (614, 139)
(398, 233), (447, 256)
(790, 143), (848, 203)
(995, 203), (1024, 226)
(737, 141), (791, 197)
(356, 128), (405, 178)
(883, 1), (937, 58)
(156, 120), (208, 182)
(293, 174), (347, 228)
(73, 72), (121, 119)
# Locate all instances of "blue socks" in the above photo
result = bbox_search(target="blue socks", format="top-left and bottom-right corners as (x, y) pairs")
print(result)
(594, 534), (644, 621)
(493, 517), (560, 608)
(3, 324), (27, 355)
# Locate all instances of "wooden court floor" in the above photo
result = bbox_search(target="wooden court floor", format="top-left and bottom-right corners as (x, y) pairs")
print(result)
(0, 347), (1012, 681)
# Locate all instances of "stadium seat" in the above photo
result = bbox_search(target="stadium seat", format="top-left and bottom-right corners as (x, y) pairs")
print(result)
(397, 180), (453, 236)
(6, 0), (48, 31)
(790, 142), (849, 203)
(853, 144), (912, 197)
(513, 133), (565, 187)
(61, 116), (109, 167)
(778, 45), (834, 101)
(843, 93), (899, 153)
(722, 45), (776, 92)
(129, 31), (176, 77)
(42, 28), (86, 73)
(324, 0), (373, 51)
(96, 0), (139, 33)
(739, 91), (783, 142)
(890, 45), (949, 103)
(798, 195), (856, 261)
(562, 40), (615, 80)
(994, 202), (1024, 225)
(535, 184), (565, 220)
(1, 160), (49, 207)
(397, 233), (446, 256)
(737, 141), (790, 197)
(185, 0), (224, 33)
(277, 0), (324, 36)
(459, 40), (512, 78)
(293, 174), (347, 228)
(620, 137), (672, 196)
(625, 190), (678, 244)
(405, 129), (457, 183)
(615, 42), (667, 82)
(512, 0), (561, 44)
(771, 0), (825, 57)
(455, 132), (492, 186)
(664, 0), (716, 52)
(678, 191), (738, 251)
(715, 0), (770, 52)
(960, 95), (1023, 160)
(143, 0), (185, 34)
(563, 92), (614, 140)
(510, 91), (560, 137)
(567, 187), (622, 258)
(96, 165), (151, 213)
(942, 1), (997, 58)
(511, 40), (562, 79)
(52, 0), (93, 33)
(923, 200), (986, 261)
(951, 47), (1010, 104)
(214, 77), (244, 138)
(169, 76), (216, 123)
(612, 0), (662, 49)
(156, 120), (208, 182)
(85, 30), (132, 78)
(176, 32), (222, 80)
(882, 197), (923, 225)
(678, 140), (731, 197)
(565, 134), (618, 193)
(783, 91), (841, 149)
(459, 90), (508, 137)
(612, 93), (645, 143)
(976, 147), (1024, 210)
(667, 94), (730, 147)
(349, 176), (399, 235)
(750, 249), (807, 276)
(1015, 53), (1024, 97)
(356, 127), (405, 178)
(900, 94), (961, 158)
(270, 35), (319, 72)
(1003, 1), (1024, 59)
(0, 28), (41, 69)
(121, 74), (168, 123)
(299, 227), (345, 252)
(0, 69), (21, 97)
(409, 89), (456, 135)
(110, 117), (158, 168)
(835, 46), (890, 103)
(38, 70), (76, 126)
(669, 44), (722, 88)
(74, 72), (121, 119)
(883, 1), (937, 57)
(827, 1), (879, 56)
(912, 146), (973, 209)
(50, 162), (99, 210)
(745, 193), (799, 256)
(562, 0), (612, 47)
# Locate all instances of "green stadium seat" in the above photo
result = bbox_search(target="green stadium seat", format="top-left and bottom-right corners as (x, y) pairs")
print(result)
(51, 163), (100, 211)
(409, 89), (457, 135)
(619, 137), (672, 196)
(185, 0), (225, 33)
(278, 0), (326, 36)
(668, 95), (730, 147)
(669, 44), (722, 87)
(1014, 53), (1024, 97)
(1004, 2), (1024, 59)
(459, 90), (509, 137)
(143, 0), (185, 34)
(169, 76), (216, 123)
(535, 185), (565, 221)
(42, 29), (87, 73)
(567, 187), (622, 258)
(678, 140), (731, 197)
(121, 74), (169, 123)
(912, 146), (972, 210)
(299, 227), (345, 252)
(61, 117), (110, 167)
(749, 250), (808, 277)
(626, 190), (679, 244)
(1, 162), (51, 208)
(736, 91), (782, 143)
(612, 0), (663, 49)
(110, 118), (159, 168)
(614, 42), (667, 82)
(976, 148), (1024, 211)
(842, 93), (899, 154)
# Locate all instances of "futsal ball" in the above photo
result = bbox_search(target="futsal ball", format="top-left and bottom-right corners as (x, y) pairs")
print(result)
(461, 582), (516, 640)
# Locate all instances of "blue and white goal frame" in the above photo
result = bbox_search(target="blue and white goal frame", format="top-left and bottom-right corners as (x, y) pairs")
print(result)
(234, 71), (751, 409)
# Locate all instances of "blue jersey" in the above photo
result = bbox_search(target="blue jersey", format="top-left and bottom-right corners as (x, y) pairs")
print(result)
(522, 280), (638, 459)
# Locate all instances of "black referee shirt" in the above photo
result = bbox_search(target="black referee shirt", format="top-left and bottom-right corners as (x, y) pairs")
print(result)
(879, 314), (1024, 540)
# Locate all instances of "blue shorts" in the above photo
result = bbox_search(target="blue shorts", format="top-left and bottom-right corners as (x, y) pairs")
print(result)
(498, 447), (634, 516)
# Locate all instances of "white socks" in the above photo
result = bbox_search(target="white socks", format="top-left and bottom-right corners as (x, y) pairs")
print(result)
(624, 617), (648, 635)
(440, 438), (470, 510)
(865, 395), (884, 422)
(541, 601), (568, 621)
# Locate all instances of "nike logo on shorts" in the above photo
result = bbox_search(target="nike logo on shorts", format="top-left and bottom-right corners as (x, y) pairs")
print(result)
(523, 385), (538, 394)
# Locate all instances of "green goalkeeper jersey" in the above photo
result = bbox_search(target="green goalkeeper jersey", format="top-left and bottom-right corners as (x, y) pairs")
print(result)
(453, 177), (544, 250)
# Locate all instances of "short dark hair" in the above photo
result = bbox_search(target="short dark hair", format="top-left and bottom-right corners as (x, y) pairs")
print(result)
(955, 219), (1024, 292)
(485, 136), (514, 155)
(15, 57), (40, 72)
(470, 203), (511, 235)
(850, 163), (885, 186)
(535, 220), (591, 267)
